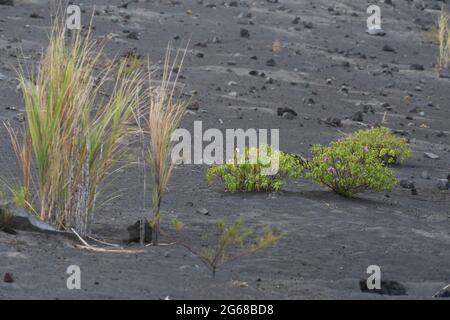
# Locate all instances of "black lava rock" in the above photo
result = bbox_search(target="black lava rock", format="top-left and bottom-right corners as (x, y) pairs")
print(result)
(277, 107), (297, 117)
(400, 180), (415, 189)
(410, 64), (424, 71)
(127, 220), (152, 243)
(240, 28), (250, 38)
(359, 280), (407, 296)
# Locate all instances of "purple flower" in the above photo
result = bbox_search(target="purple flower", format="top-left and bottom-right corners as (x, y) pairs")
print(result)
(322, 156), (330, 162)
(363, 145), (369, 152)
(327, 166), (337, 174)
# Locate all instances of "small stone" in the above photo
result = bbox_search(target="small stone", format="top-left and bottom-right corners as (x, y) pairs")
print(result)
(240, 28), (250, 38)
(400, 180), (415, 189)
(196, 207), (209, 215)
(292, 17), (300, 24)
(30, 13), (44, 19)
(324, 117), (342, 127)
(3, 272), (14, 283)
(126, 31), (139, 40)
(277, 107), (297, 117)
(436, 179), (449, 191)
(366, 28), (386, 36)
(410, 64), (424, 71)
(359, 279), (406, 296)
(382, 45), (396, 53)
(303, 21), (313, 29)
(424, 152), (440, 160)
(127, 220), (152, 243)
(266, 58), (276, 67)
(433, 284), (450, 298)
(351, 111), (364, 122)
(282, 112), (294, 120)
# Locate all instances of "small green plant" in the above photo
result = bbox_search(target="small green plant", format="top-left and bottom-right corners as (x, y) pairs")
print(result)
(171, 218), (284, 278)
(12, 187), (30, 209)
(346, 127), (412, 165)
(207, 146), (303, 192)
(304, 139), (398, 197)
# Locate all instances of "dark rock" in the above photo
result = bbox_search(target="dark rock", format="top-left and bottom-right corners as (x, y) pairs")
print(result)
(282, 112), (294, 120)
(30, 13), (44, 19)
(187, 101), (200, 111)
(292, 17), (300, 24)
(240, 28), (250, 38)
(410, 64), (424, 71)
(324, 117), (342, 127)
(0, 0), (14, 5)
(266, 58), (276, 67)
(351, 111), (364, 122)
(434, 284), (450, 298)
(411, 188), (418, 196)
(3, 272), (14, 283)
(277, 107), (297, 117)
(303, 21), (313, 29)
(0, 202), (60, 234)
(126, 31), (139, 40)
(249, 70), (259, 76)
(382, 45), (396, 53)
(359, 279), (407, 296)
(127, 220), (152, 243)
(400, 180), (415, 189)
(436, 179), (449, 191)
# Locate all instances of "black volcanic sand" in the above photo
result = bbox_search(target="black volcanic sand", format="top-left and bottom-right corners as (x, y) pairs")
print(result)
(0, 0), (449, 299)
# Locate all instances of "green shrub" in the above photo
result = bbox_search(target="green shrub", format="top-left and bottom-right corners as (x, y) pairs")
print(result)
(172, 218), (284, 278)
(207, 145), (304, 192)
(346, 127), (411, 165)
(304, 139), (398, 197)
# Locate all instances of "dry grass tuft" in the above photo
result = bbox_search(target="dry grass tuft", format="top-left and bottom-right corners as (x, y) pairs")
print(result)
(6, 14), (144, 236)
(144, 45), (188, 245)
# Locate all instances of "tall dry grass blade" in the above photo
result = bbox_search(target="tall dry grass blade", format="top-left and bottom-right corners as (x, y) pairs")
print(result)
(145, 44), (188, 245)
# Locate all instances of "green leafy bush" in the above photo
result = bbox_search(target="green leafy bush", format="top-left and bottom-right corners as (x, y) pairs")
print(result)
(207, 145), (304, 192)
(346, 127), (411, 165)
(304, 139), (398, 197)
